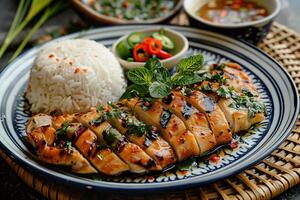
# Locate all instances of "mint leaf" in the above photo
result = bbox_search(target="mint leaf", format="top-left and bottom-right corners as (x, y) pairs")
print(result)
(144, 58), (170, 82)
(149, 81), (172, 98)
(172, 73), (202, 85)
(120, 84), (149, 99)
(144, 58), (162, 72)
(127, 68), (153, 85)
(154, 67), (170, 83)
(176, 54), (204, 73)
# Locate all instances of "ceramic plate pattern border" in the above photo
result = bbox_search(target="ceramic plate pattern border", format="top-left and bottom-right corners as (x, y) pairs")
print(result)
(0, 26), (298, 191)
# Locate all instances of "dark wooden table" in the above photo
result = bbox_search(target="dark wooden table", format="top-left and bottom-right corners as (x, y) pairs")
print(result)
(0, 0), (299, 199)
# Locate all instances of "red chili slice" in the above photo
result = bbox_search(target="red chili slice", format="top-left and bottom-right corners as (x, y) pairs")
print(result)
(210, 154), (219, 162)
(147, 38), (162, 55)
(133, 44), (149, 62)
(157, 50), (172, 59)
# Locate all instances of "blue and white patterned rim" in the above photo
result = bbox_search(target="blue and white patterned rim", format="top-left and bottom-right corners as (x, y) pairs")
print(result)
(0, 25), (298, 192)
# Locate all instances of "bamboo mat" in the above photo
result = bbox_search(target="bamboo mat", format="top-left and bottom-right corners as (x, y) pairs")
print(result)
(0, 20), (300, 199)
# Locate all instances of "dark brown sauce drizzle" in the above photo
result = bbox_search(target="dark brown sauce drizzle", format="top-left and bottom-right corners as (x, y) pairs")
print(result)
(182, 103), (193, 120)
(162, 93), (174, 105)
(89, 116), (104, 127)
(143, 137), (152, 148)
(160, 109), (172, 128)
(87, 142), (96, 157)
(72, 125), (87, 142)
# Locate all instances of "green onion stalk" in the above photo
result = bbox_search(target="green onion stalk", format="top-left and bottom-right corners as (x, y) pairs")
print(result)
(0, 0), (67, 62)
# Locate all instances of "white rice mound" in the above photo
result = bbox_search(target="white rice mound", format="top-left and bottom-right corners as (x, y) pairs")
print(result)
(26, 39), (127, 114)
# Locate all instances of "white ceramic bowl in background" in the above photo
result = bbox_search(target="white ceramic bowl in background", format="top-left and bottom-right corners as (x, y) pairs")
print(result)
(111, 28), (189, 70)
(184, 0), (281, 44)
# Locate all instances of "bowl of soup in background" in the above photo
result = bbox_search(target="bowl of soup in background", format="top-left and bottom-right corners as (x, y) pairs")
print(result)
(184, 0), (281, 44)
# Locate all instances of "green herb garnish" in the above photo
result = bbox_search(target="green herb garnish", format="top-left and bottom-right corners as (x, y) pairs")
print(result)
(64, 141), (73, 153)
(120, 84), (149, 99)
(149, 81), (172, 98)
(96, 102), (122, 122)
(181, 86), (193, 96)
(210, 73), (228, 84)
(96, 105), (104, 112)
(121, 54), (205, 99)
(56, 122), (70, 141)
(212, 63), (226, 71)
(171, 73), (202, 86)
(103, 127), (120, 145)
(241, 88), (256, 97)
(230, 95), (266, 117)
(176, 54), (204, 74)
(89, 116), (104, 126)
(216, 86), (235, 98)
(105, 102), (122, 119)
(201, 84), (212, 92)
(126, 117), (152, 137)
(177, 157), (196, 171)
(127, 67), (153, 85)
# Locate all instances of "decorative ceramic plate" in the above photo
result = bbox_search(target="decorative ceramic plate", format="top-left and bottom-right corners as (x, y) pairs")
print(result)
(0, 26), (298, 191)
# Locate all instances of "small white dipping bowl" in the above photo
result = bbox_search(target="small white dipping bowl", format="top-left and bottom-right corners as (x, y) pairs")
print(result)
(112, 28), (189, 70)
(184, 0), (281, 44)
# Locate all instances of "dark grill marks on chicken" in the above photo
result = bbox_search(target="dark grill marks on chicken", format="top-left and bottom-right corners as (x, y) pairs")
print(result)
(105, 105), (177, 169)
(123, 98), (200, 161)
(160, 91), (216, 154)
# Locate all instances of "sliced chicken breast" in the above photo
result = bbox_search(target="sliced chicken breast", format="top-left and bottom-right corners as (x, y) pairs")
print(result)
(122, 98), (200, 161)
(180, 91), (232, 145)
(107, 105), (177, 168)
(26, 114), (97, 174)
(76, 110), (160, 173)
(160, 91), (216, 154)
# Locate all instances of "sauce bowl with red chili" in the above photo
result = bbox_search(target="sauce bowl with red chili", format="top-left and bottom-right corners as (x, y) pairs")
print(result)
(184, 0), (281, 44)
(112, 28), (189, 70)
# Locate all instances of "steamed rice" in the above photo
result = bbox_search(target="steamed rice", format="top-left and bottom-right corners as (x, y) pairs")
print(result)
(26, 39), (127, 114)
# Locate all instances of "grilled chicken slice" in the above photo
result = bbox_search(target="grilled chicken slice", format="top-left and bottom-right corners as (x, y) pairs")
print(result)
(52, 115), (130, 175)
(205, 63), (265, 132)
(123, 98), (200, 161)
(76, 109), (160, 173)
(106, 105), (176, 168)
(221, 63), (266, 125)
(26, 114), (97, 174)
(217, 98), (265, 132)
(222, 63), (258, 96)
(160, 91), (216, 153)
(179, 91), (232, 145)
(217, 98), (250, 132)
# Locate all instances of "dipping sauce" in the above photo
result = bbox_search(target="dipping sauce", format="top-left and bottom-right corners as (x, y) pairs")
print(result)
(198, 0), (268, 24)
(83, 0), (177, 21)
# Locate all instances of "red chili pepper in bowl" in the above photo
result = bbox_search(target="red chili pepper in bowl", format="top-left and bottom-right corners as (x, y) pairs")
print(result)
(133, 44), (149, 62)
(157, 50), (172, 59)
(146, 38), (162, 55)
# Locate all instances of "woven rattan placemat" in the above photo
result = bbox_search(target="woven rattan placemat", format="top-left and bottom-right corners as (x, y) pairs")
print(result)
(0, 21), (299, 199)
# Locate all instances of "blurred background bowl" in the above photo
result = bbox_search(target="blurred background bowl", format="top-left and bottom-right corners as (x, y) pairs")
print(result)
(184, 0), (281, 44)
(70, 0), (183, 25)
